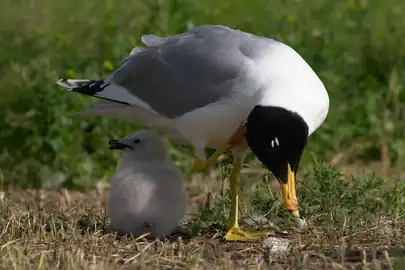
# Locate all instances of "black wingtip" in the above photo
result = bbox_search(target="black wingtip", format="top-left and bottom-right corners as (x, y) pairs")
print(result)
(57, 79), (131, 105)
(71, 80), (108, 96)
(56, 78), (75, 89)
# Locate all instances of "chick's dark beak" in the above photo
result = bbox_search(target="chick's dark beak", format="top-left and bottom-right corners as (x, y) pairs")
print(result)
(108, 140), (133, 150)
(278, 164), (299, 217)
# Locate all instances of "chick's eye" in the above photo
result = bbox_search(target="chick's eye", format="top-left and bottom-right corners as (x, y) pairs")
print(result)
(134, 138), (141, 144)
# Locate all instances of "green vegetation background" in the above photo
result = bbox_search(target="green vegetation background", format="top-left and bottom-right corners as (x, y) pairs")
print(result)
(1, 0), (405, 189)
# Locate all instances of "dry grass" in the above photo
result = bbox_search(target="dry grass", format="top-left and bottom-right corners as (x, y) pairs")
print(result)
(1, 185), (404, 269)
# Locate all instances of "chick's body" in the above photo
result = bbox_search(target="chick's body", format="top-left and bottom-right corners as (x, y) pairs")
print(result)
(107, 130), (188, 238)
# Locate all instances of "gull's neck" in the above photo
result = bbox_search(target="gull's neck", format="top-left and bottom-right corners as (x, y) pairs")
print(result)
(256, 42), (329, 136)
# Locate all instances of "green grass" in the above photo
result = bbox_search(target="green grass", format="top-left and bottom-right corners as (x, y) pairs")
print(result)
(1, 0), (405, 268)
(1, 0), (405, 188)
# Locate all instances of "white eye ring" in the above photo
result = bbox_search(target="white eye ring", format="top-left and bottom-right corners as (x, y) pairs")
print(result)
(271, 137), (280, 148)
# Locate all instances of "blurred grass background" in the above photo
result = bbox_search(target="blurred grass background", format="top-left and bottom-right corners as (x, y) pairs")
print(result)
(1, 0), (405, 189)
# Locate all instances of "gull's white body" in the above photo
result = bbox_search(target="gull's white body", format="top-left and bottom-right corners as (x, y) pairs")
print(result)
(107, 131), (188, 238)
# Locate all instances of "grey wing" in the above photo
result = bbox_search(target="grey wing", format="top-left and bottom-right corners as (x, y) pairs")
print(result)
(107, 25), (268, 118)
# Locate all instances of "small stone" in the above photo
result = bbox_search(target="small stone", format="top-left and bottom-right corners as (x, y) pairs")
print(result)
(263, 237), (291, 253)
(295, 217), (308, 229)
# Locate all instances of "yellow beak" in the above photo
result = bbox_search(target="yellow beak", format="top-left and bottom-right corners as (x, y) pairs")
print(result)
(279, 164), (300, 217)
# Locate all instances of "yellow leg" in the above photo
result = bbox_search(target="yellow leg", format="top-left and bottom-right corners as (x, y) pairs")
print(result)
(191, 143), (231, 173)
(224, 153), (270, 241)
(191, 124), (248, 173)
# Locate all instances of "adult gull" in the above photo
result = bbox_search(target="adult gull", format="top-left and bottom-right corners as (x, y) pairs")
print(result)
(57, 25), (330, 241)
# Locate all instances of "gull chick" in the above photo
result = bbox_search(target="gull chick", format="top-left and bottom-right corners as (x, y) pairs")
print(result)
(107, 130), (188, 238)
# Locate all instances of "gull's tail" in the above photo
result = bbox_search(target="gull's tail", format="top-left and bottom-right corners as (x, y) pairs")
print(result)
(76, 101), (178, 139)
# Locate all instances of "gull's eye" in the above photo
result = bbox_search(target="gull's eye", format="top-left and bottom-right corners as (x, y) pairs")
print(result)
(134, 138), (141, 144)
(270, 137), (280, 148)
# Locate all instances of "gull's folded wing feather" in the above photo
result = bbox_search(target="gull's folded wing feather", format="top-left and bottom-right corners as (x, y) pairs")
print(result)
(58, 25), (270, 118)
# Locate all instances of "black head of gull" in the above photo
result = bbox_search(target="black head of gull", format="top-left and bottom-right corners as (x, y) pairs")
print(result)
(245, 105), (309, 217)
